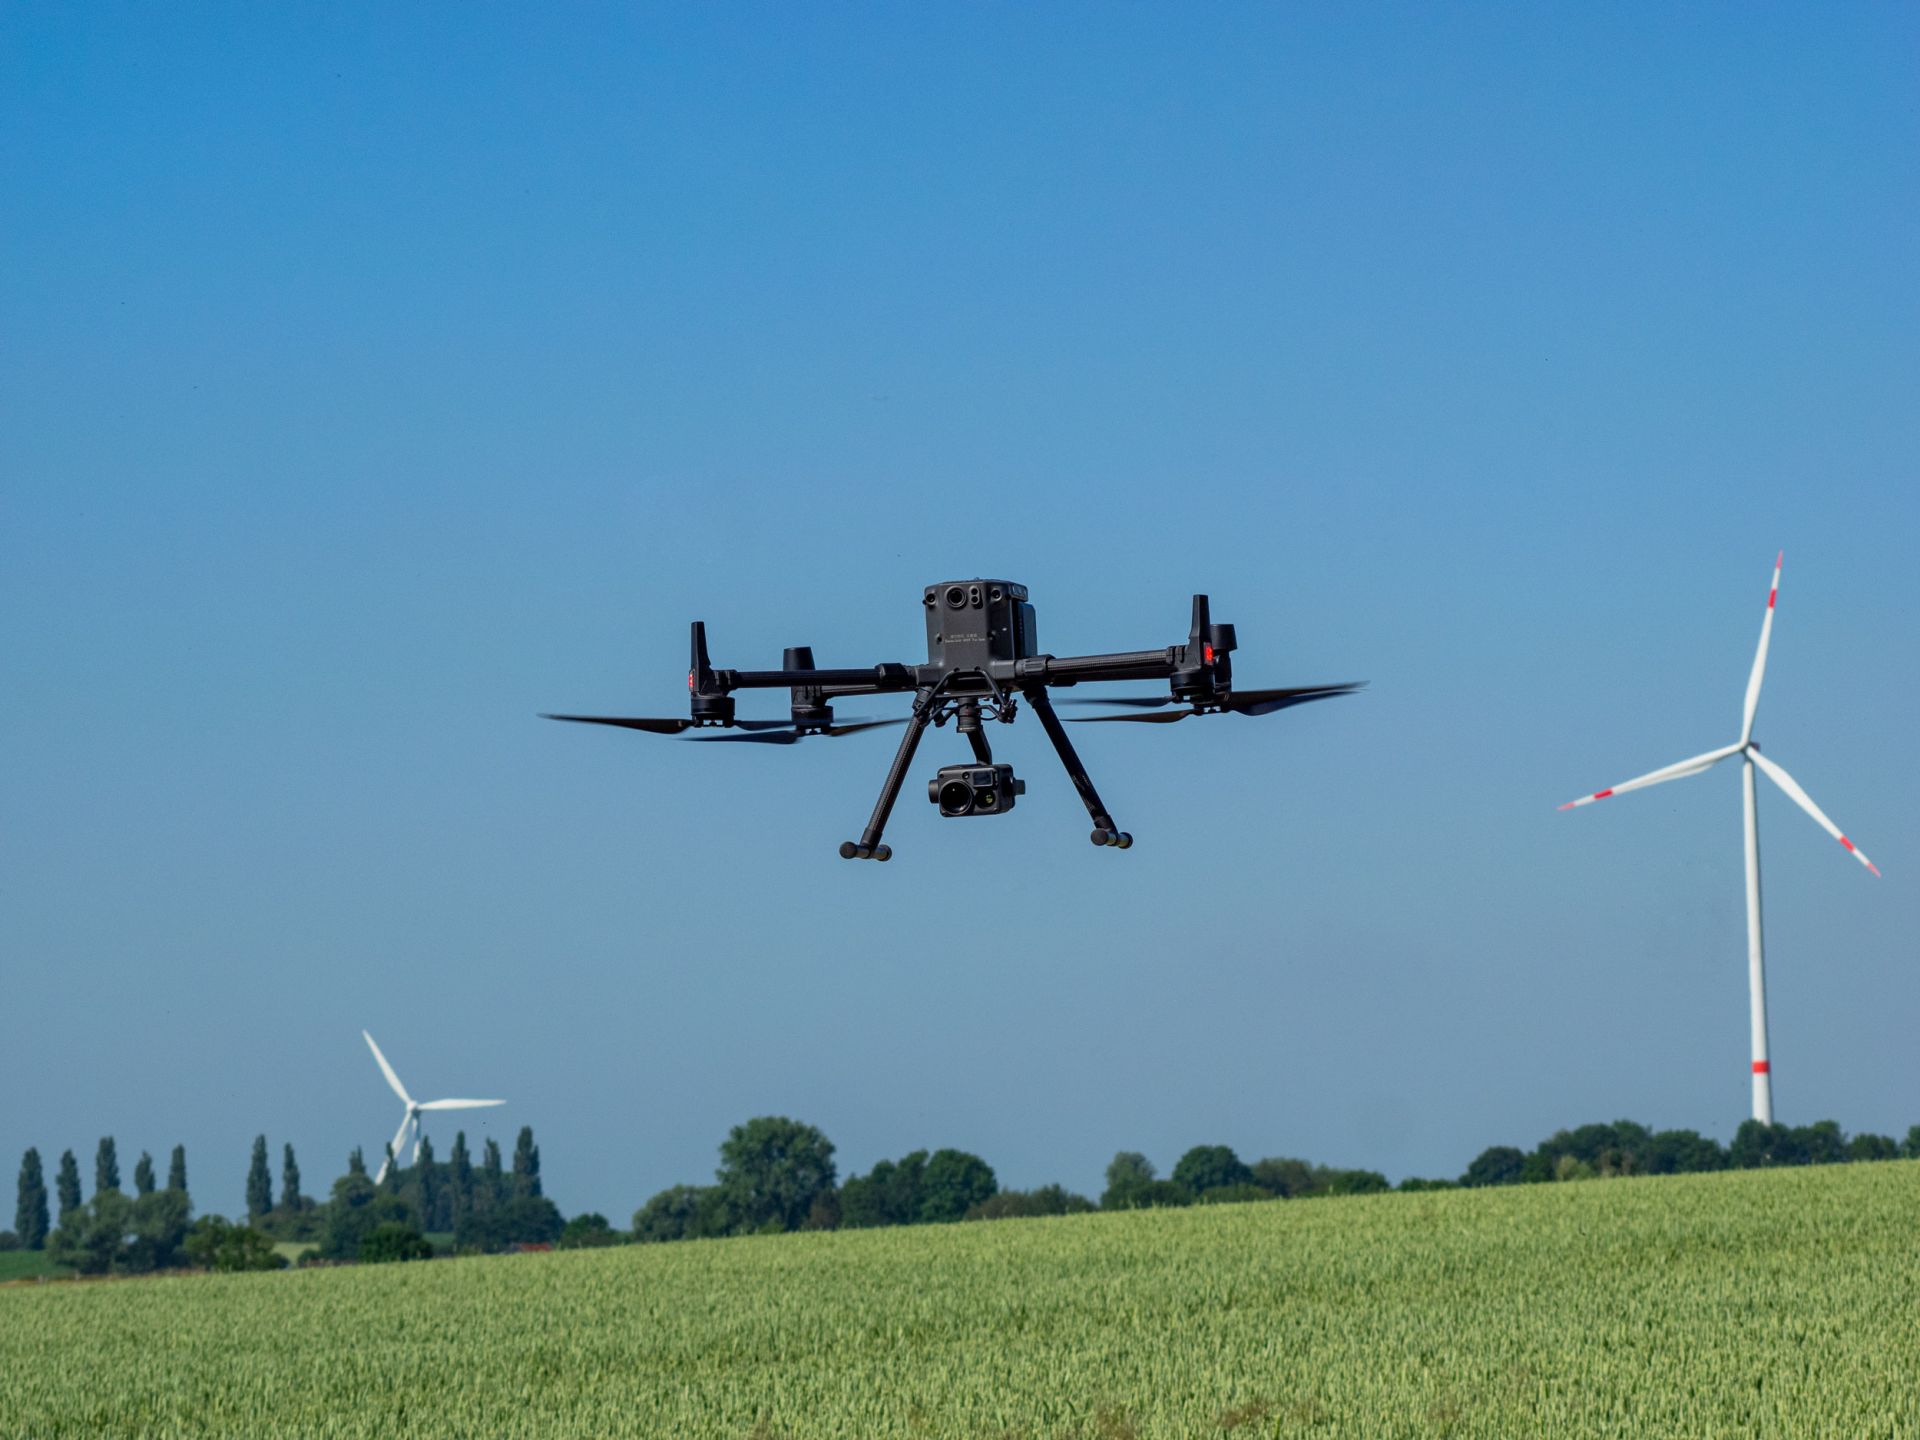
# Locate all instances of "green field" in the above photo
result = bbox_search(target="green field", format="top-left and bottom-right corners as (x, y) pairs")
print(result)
(0, 1251), (70, 1284)
(2, 1163), (1916, 1437)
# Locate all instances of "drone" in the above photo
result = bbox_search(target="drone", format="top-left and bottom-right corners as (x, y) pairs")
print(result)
(547, 581), (1361, 860)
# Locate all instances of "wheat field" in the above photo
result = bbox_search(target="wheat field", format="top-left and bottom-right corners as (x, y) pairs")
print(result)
(2, 1162), (1916, 1438)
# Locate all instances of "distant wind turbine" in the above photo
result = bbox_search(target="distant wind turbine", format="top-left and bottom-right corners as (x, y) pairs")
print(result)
(362, 1030), (505, 1184)
(1559, 552), (1880, 1124)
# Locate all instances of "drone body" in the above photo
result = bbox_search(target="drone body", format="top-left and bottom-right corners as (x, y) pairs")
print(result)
(548, 581), (1359, 860)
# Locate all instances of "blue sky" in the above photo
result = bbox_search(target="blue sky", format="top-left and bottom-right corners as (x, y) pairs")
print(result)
(4, 5), (1916, 1221)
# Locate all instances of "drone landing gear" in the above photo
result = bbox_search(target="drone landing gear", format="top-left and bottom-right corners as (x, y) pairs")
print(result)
(839, 691), (936, 861)
(1024, 687), (1132, 853)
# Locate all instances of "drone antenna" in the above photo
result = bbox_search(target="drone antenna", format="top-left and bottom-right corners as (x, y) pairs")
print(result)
(1188, 593), (1211, 646)
(689, 621), (716, 692)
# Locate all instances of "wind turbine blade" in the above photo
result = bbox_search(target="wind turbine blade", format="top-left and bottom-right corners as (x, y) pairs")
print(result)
(1748, 748), (1881, 876)
(411, 1120), (425, 1165)
(1740, 551), (1783, 744)
(380, 1112), (412, 1181)
(1558, 743), (1742, 810)
(363, 1030), (412, 1106)
(418, 1099), (506, 1110)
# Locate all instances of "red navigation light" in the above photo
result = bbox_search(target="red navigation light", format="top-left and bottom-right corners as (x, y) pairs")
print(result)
(1203, 644), (1214, 664)
(687, 671), (695, 691)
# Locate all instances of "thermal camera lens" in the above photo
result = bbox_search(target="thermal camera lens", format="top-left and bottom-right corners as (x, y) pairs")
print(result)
(975, 789), (996, 809)
(946, 586), (966, 608)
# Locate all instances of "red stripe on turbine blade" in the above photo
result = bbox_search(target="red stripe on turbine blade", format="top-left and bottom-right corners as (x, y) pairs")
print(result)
(1593, 788), (1614, 800)
(1752, 1060), (1770, 1074)
(1767, 589), (1777, 609)
(1840, 836), (1855, 851)
(1866, 860), (1883, 878)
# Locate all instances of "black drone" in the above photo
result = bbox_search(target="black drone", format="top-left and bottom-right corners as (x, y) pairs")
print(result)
(547, 581), (1360, 860)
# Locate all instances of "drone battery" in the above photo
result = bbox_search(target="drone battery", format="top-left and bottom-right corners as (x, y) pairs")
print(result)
(922, 579), (1036, 670)
(928, 762), (1024, 817)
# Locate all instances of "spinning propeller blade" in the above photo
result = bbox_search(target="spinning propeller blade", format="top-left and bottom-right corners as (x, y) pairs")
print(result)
(1064, 682), (1364, 724)
(685, 718), (910, 744)
(542, 714), (792, 734)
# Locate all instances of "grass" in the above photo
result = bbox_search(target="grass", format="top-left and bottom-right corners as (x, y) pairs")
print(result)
(0, 1250), (71, 1283)
(1, 1162), (1916, 1437)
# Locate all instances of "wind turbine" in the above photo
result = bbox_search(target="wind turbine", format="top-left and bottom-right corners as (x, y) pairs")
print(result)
(362, 1030), (505, 1183)
(1559, 552), (1880, 1124)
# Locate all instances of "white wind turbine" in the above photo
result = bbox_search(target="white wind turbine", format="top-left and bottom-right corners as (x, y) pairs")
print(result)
(362, 1030), (505, 1183)
(1559, 552), (1880, 1124)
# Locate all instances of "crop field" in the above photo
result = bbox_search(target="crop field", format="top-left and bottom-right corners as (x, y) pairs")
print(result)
(2, 1162), (1916, 1438)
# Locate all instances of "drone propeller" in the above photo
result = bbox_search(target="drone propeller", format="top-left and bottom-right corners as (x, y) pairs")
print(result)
(1063, 682), (1364, 724)
(541, 714), (795, 735)
(685, 717), (910, 744)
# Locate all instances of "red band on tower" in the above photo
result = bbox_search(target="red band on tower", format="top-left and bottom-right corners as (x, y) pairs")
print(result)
(1752, 1060), (1770, 1074)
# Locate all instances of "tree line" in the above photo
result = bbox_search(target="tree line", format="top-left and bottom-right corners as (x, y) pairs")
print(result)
(5, 1126), (570, 1275)
(623, 1113), (1920, 1245)
(13, 1114), (1918, 1273)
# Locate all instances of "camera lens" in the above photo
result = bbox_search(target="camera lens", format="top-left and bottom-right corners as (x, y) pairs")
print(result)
(974, 789), (996, 809)
(938, 779), (974, 814)
(945, 586), (966, 608)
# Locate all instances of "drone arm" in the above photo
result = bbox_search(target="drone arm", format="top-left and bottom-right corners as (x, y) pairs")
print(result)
(714, 664), (917, 694)
(1023, 686), (1131, 849)
(1021, 649), (1178, 686)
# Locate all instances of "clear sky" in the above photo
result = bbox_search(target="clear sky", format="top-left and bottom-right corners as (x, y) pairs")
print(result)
(4, 5), (1916, 1222)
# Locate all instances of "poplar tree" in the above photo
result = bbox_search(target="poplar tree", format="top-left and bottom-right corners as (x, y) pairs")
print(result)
(134, 1152), (156, 1196)
(482, 1138), (504, 1209)
(168, 1145), (188, 1196)
(347, 1146), (366, 1177)
(15, 1149), (50, 1250)
(246, 1136), (272, 1218)
(281, 1144), (302, 1209)
(415, 1135), (441, 1229)
(449, 1132), (474, 1220)
(55, 1151), (82, 1218)
(95, 1137), (121, 1195)
(511, 1126), (542, 1198)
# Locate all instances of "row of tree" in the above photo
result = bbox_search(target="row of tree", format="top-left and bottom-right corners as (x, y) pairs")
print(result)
(10, 1139), (190, 1252)
(624, 1117), (1410, 1244)
(1459, 1118), (1920, 1187)
(6, 1127), (561, 1274)
(623, 1113), (1920, 1246)
(14, 1115), (1919, 1270)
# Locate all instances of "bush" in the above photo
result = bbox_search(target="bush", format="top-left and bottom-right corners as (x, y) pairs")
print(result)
(455, 1196), (563, 1254)
(1319, 1168), (1390, 1196)
(184, 1217), (286, 1273)
(632, 1186), (726, 1244)
(965, 1185), (1096, 1221)
(0, 1231), (17, 1251)
(358, 1222), (432, 1264)
(1110, 1180), (1192, 1210)
(1847, 1133), (1900, 1163)
(557, 1213), (623, 1249)
(1397, 1177), (1458, 1192)
(1199, 1183), (1273, 1206)
(1250, 1157), (1317, 1197)
(48, 1189), (190, 1275)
